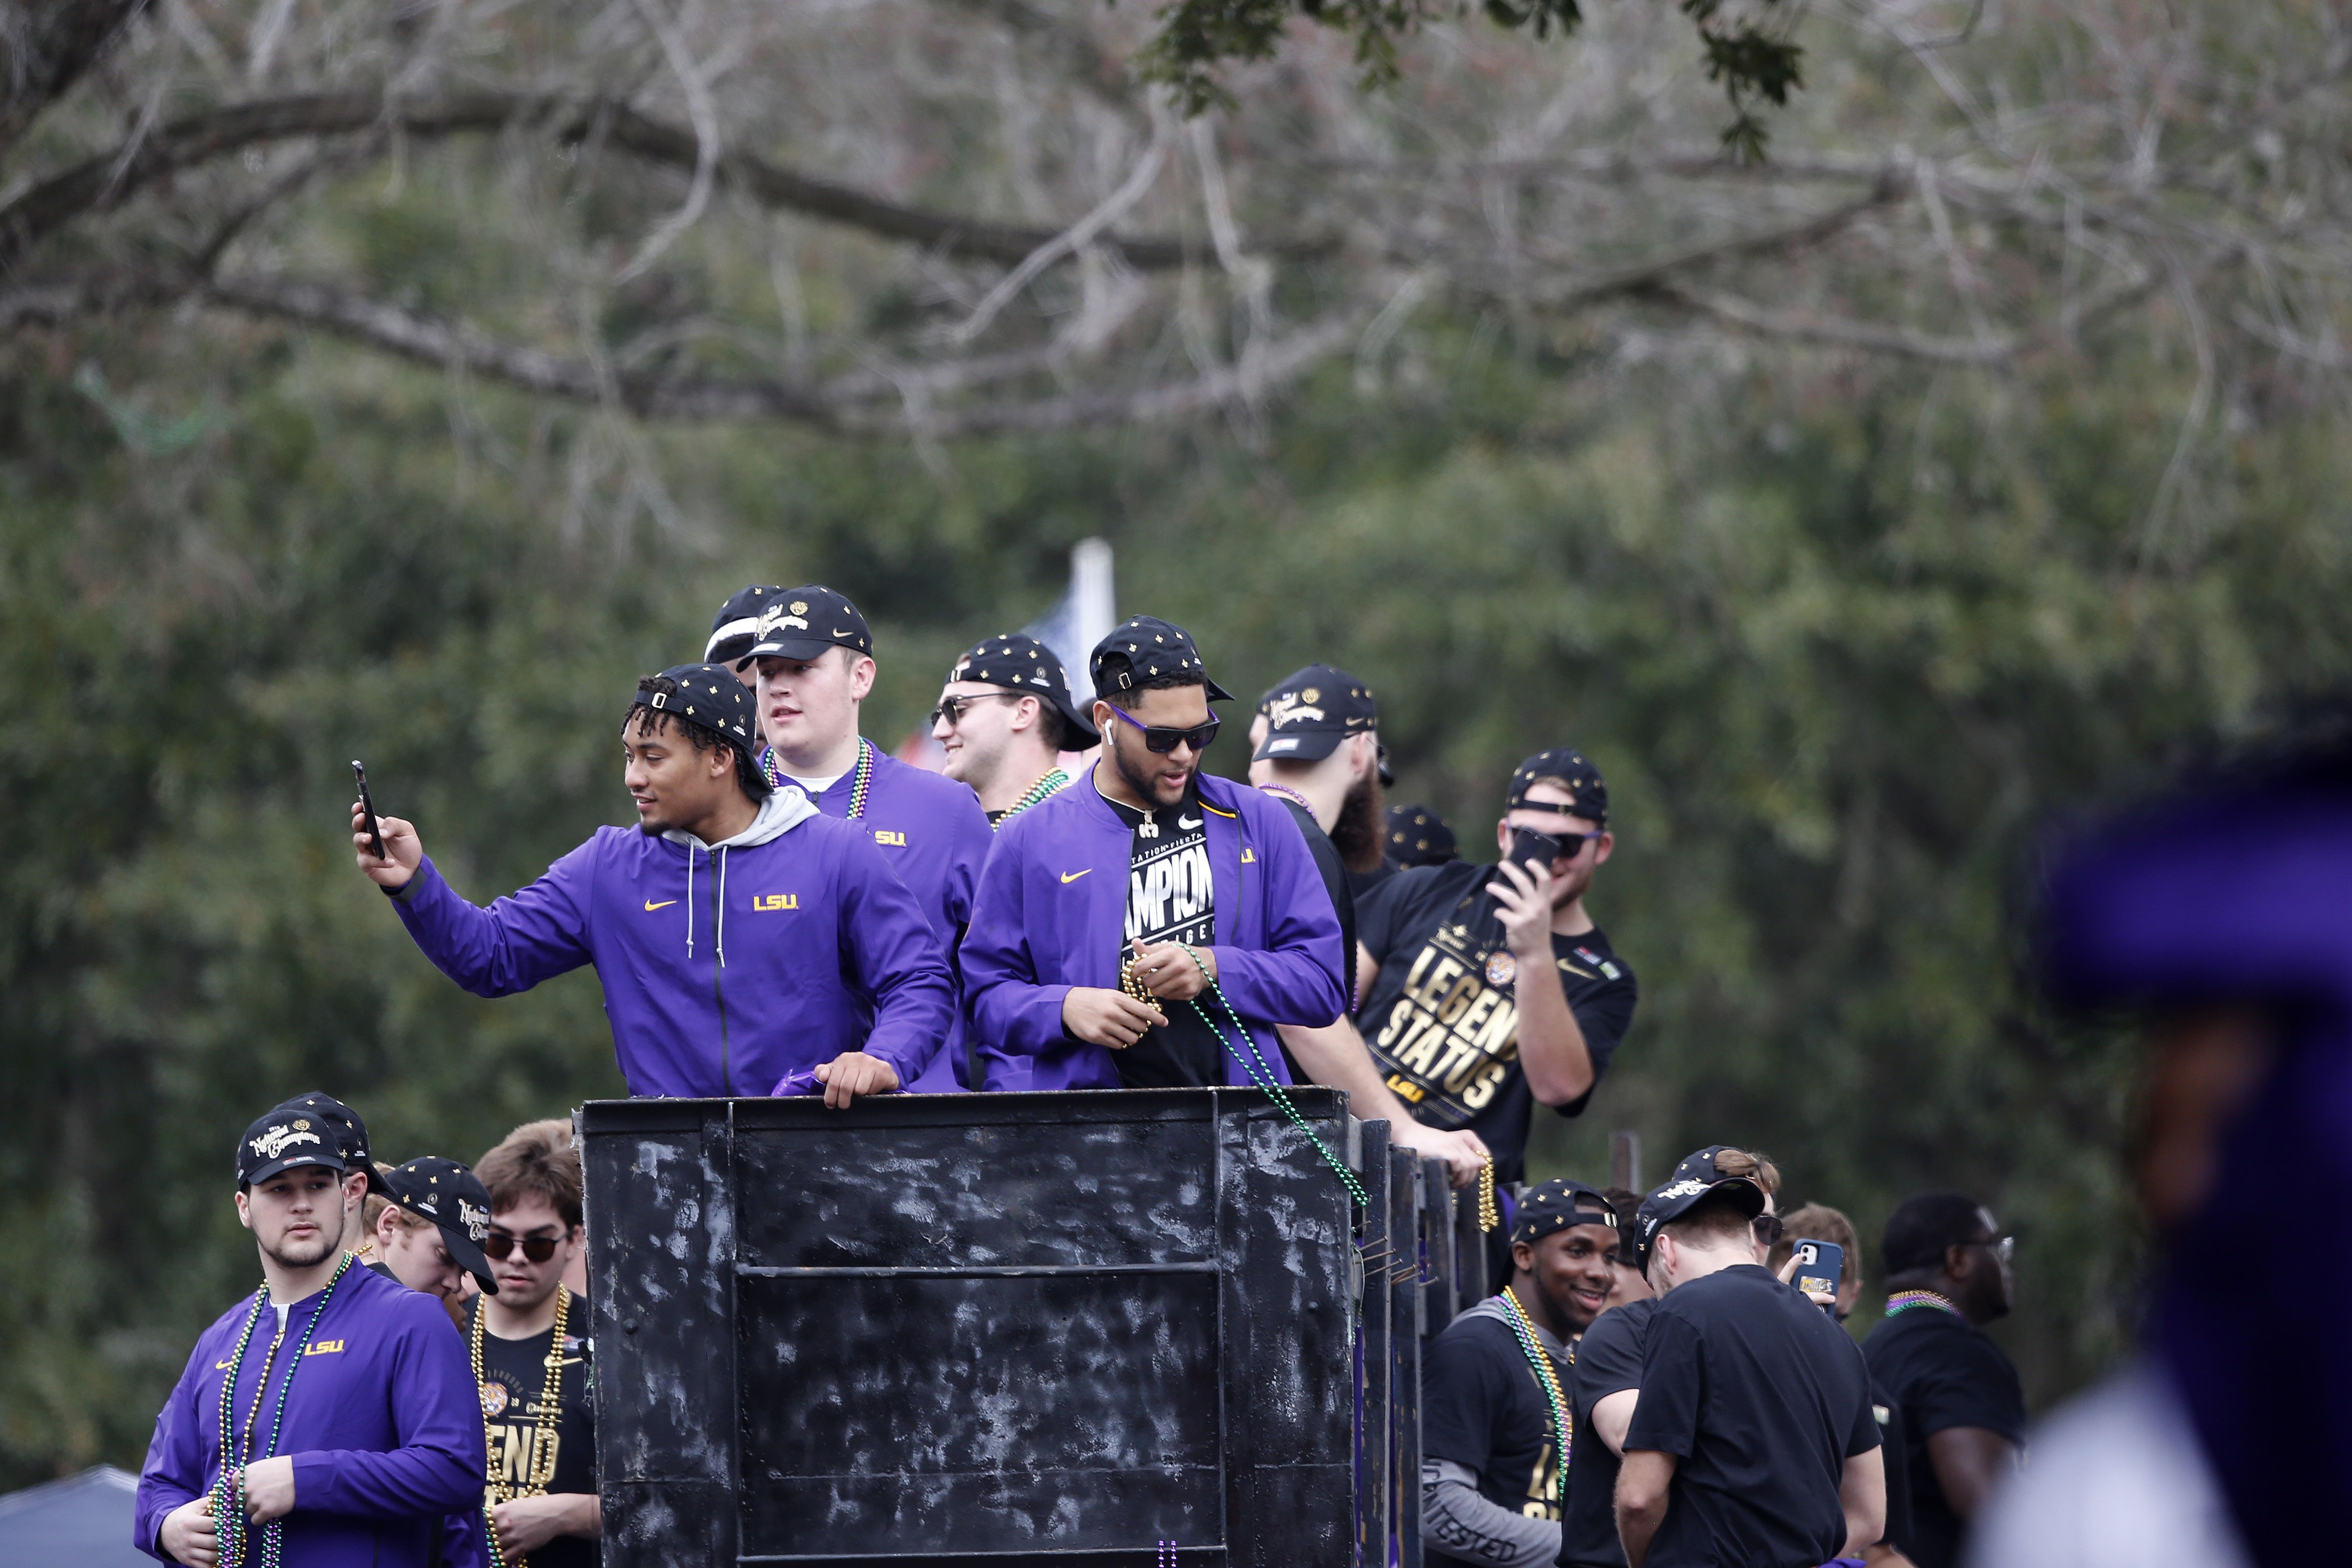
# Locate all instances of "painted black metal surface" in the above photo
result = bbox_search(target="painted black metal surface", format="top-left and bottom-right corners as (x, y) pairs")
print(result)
(582, 1088), (1362, 1566)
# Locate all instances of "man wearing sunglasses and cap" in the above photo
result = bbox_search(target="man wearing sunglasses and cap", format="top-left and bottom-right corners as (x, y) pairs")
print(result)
(137, 1102), (485, 1568)
(357, 663), (953, 1106)
(1357, 749), (1640, 1197)
(1612, 1151), (1884, 1568)
(745, 585), (996, 1090)
(932, 632), (1098, 826)
(1422, 1179), (1621, 1568)
(962, 616), (1348, 1091)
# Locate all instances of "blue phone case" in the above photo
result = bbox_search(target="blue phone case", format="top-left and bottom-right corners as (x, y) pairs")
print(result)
(1793, 1239), (1844, 1300)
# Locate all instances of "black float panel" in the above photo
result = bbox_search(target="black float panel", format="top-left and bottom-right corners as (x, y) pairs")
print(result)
(582, 1088), (1360, 1567)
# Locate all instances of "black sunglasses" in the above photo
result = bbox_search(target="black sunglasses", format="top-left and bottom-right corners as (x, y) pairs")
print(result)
(1752, 1213), (1785, 1247)
(484, 1231), (564, 1263)
(1104, 704), (1220, 755)
(929, 693), (1023, 729)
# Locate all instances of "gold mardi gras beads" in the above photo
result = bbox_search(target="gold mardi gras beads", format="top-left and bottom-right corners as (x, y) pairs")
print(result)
(1478, 1156), (1500, 1233)
(1118, 951), (1164, 1016)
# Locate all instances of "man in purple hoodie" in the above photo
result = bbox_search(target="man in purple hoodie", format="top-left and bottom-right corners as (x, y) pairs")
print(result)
(137, 1103), (485, 1566)
(355, 663), (953, 1103)
(963, 616), (1349, 1089)
(742, 585), (997, 1091)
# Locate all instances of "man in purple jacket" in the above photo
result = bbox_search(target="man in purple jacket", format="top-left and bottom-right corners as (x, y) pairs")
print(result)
(355, 663), (954, 1104)
(963, 616), (1349, 1090)
(742, 585), (996, 1090)
(138, 1104), (485, 1566)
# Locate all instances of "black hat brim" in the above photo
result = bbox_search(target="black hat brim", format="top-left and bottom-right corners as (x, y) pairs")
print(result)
(1204, 676), (1236, 703)
(1053, 694), (1101, 746)
(1253, 728), (1347, 764)
(746, 634), (850, 662)
(243, 1152), (351, 1187)
(427, 1219), (500, 1295)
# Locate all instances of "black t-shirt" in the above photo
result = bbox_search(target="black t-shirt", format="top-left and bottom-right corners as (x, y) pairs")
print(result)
(1105, 789), (1224, 1087)
(1357, 863), (1637, 1182)
(1422, 1303), (1568, 1565)
(471, 1299), (599, 1568)
(1624, 1265), (1879, 1568)
(1869, 1373), (1915, 1554)
(1558, 1298), (1655, 1568)
(1861, 1304), (2026, 1568)
(1347, 857), (1401, 902)
(1269, 793), (1357, 1007)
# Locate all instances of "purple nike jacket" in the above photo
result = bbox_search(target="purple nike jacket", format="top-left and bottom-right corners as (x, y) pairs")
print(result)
(791, 743), (996, 1092)
(388, 787), (955, 1097)
(961, 770), (1348, 1089)
(136, 1263), (483, 1567)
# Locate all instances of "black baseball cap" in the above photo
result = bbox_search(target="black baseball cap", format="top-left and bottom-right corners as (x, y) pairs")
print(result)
(238, 1105), (354, 1187)
(628, 663), (764, 782)
(743, 585), (873, 663)
(1508, 747), (1608, 825)
(947, 632), (1099, 745)
(381, 1156), (500, 1294)
(1251, 663), (1379, 763)
(1632, 1145), (1767, 1263)
(705, 584), (785, 668)
(1386, 803), (1459, 866)
(1511, 1177), (1620, 1246)
(1089, 616), (1234, 702)
(266, 1092), (387, 1195)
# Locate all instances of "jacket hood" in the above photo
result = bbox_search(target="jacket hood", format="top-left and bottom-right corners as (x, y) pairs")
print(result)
(661, 783), (817, 852)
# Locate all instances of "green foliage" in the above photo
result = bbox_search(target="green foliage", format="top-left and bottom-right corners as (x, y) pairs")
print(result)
(4, 297), (2348, 1488)
(1136, 0), (1802, 157)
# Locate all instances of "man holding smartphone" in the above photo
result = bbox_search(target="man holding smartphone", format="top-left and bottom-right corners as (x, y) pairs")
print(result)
(356, 663), (953, 1104)
(1356, 749), (1639, 1190)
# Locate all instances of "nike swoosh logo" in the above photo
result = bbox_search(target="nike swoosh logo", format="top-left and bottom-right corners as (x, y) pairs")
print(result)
(1178, 815), (1201, 829)
(833, 628), (855, 637)
(644, 900), (678, 912)
(1060, 869), (1092, 883)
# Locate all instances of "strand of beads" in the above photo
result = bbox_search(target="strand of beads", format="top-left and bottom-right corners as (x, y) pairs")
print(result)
(996, 768), (1068, 825)
(1883, 1288), (1963, 1318)
(1173, 943), (1370, 1209)
(249, 1254), (356, 1568)
(1477, 1157), (1500, 1232)
(210, 1284), (268, 1568)
(474, 1284), (572, 1568)
(1118, 950), (1164, 1019)
(843, 737), (874, 819)
(1497, 1285), (1573, 1478)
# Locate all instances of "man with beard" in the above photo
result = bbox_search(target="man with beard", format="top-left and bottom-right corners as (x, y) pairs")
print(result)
(1357, 751), (1638, 1192)
(1422, 1179), (1621, 1568)
(1863, 1194), (2023, 1568)
(137, 1104), (483, 1567)
(360, 663), (951, 1104)
(1250, 663), (1486, 1183)
(962, 617), (1347, 1091)
(931, 632), (1098, 826)
(745, 586), (996, 1089)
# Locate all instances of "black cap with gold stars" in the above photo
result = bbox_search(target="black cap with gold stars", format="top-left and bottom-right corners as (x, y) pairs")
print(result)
(381, 1155), (500, 1293)
(1507, 747), (1608, 825)
(743, 585), (872, 663)
(1089, 616), (1234, 703)
(1251, 663), (1378, 763)
(1385, 803), (1459, 866)
(264, 1091), (388, 1196)
(947, 633), (1098, 745)
(1511, 1177), (1620, 1246)
(705, 583), (785, 668)
(629, 663), (766, 789)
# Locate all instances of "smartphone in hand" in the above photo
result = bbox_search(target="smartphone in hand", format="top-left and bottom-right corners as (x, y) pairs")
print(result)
(1505, 827), (1564, 873)
(1792, 1239), (1844, 1311)
(353, 761), (386, 860)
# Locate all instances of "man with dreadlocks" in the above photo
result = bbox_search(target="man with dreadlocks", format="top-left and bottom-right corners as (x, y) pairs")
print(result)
(355, 663), (953, 1104)
(136, 1101), (484, 1567)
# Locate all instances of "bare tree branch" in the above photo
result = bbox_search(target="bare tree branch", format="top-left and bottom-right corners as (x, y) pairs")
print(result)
(1654, 283), (2017, 363)
(0, 0), (151, 158)
(0, 88), (1341, 279)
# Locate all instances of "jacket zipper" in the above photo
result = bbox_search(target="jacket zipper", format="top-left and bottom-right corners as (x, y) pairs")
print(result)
(711, 854), (732, 1096)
